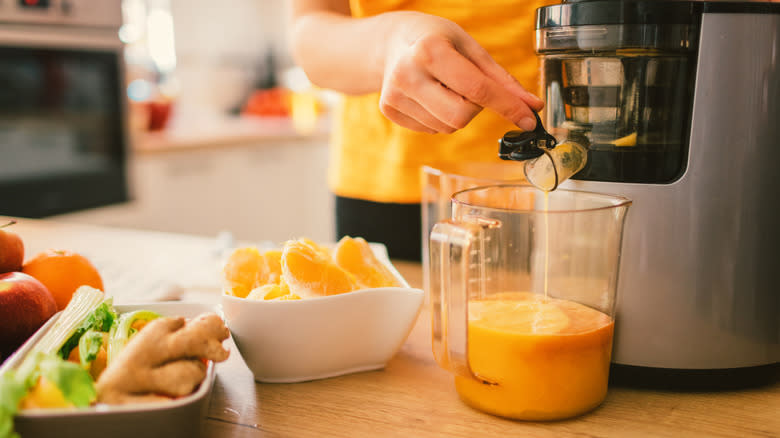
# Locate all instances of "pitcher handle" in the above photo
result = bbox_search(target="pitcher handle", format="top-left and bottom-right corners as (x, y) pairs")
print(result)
(429, 218), (496, 384)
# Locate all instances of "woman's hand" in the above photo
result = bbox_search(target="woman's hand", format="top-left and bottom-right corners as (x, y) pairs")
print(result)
(291, 3), (542, 134)
(379, 12), (544, 134)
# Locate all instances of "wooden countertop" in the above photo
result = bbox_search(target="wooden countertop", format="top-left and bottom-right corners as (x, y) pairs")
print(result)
(203, 261), (779, 438)
(5, 218), (778, 437)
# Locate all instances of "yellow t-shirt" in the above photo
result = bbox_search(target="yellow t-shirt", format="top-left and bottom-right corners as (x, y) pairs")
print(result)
(330, 0), (551, 204)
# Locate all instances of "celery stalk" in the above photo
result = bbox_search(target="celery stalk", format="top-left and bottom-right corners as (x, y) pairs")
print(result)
(77, 330), (105, 370)
(57, 301), (116, 360)
(106, 310), (160, 365)
(11, 286), (106, 379)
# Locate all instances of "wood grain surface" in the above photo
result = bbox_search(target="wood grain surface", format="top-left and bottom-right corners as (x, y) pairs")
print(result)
(203, 261), (779, 438)
(5, 217), (775, 438)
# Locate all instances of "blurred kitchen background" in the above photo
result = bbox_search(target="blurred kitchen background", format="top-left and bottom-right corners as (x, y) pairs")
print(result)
(0, 0), (335, 245)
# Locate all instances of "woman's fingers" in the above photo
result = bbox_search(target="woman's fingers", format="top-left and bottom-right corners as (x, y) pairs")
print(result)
(456, 36), (544, 112)
(382, 60), (482, 133)
(380, 94), (448, 133)
(408, 80), (482, 132)
(381, 85), (482, 134)
(380, 16), (545, 134)
(379, 101), (437, 134)
(411, 34), (539, 131)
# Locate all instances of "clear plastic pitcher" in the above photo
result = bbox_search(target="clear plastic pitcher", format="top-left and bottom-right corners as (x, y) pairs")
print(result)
(429, 185), (631, 420)
(421, 164), (527, 299)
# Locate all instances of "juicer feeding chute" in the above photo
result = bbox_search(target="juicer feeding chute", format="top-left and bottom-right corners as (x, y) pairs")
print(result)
(536, 1), (702, 184)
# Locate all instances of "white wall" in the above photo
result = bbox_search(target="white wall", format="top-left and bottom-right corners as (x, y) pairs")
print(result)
(169, 0), (293, 114)
(56, 1), (337, 245)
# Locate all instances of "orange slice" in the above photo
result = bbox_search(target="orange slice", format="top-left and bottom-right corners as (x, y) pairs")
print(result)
(281, 238), (360, 298)
(246, 282), (300, 301)
(333, 236), (401, 288)
(246, 284), (284, 300)
(224, 247), (289, 298)
(223, 247), (266, 298)
(263, 249), (283, 284)
(278, 276), (291, 295)
(300, 237), (331, 258)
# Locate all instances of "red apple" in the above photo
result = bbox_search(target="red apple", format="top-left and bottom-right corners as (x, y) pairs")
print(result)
(0, 220), (24, 274)
(0, 272), (57, 360)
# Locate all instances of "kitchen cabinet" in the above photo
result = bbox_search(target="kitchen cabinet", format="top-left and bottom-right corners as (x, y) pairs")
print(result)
(54, 136), (334, 245)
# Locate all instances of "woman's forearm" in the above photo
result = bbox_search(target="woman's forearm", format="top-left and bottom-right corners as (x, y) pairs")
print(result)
(291, 11), (403, 95)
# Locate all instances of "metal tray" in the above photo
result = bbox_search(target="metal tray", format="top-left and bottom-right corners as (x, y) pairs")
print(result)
(4, 302), (220, 438)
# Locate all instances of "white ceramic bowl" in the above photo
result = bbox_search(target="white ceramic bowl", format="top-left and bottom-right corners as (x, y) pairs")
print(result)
(221, 245), (424, 383)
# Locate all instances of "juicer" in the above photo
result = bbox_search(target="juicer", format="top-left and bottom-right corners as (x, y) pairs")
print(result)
(534, 1), (779, 373)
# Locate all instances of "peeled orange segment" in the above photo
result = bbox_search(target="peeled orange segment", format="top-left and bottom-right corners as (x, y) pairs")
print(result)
(223, 237), (405, 300)
(469, 294), (570, 335)
(222, 247), (266, 298)
(246, 284), (283, 301)
(262, 249), (283, 284)
(281, 239), (360, 298)
(278, 276), (291, 295)
(333, 236), (401, 289)
(262, 284), (286, 300)
(246, 283), (301, 301)
(300, 238), (332, 259)
(223, 247), (288, 298)
(224, 284), (250, 298)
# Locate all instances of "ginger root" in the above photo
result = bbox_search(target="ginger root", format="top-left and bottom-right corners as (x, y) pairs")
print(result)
(96, 313), (230, 404)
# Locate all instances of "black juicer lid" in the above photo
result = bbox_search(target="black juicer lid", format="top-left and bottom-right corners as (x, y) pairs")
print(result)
(537, 1), (780, 28)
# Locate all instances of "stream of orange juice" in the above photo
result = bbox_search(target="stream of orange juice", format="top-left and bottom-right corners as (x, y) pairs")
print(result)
(544, 191), (550, 298)
(455, 292), (614, 420)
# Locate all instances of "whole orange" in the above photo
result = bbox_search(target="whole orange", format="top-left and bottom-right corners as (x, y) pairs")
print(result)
(22, 249), (104, 311)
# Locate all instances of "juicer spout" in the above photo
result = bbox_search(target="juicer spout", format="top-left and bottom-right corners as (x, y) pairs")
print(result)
(498, 112), (558, 161)
(498, 112), (586, 191)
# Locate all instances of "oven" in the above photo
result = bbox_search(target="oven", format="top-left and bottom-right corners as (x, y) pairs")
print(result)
(0, 0), (129, 218)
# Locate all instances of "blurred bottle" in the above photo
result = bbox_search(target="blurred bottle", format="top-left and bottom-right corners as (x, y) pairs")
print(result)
(281, 66), (330, 135)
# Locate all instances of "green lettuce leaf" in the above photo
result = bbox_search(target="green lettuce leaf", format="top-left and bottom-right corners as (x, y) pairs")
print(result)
(58, 300), (117, 360)
(37, 355), (96, 408)
(0, 371), (26, 438)
(0, 352), (97, 438)
(77, 330), (104, 370)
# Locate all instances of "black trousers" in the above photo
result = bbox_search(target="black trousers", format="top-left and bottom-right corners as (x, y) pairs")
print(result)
(335, 196), (422, 262)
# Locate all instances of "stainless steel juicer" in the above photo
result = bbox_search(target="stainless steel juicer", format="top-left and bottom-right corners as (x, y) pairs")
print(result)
(535, 1), (779, 373)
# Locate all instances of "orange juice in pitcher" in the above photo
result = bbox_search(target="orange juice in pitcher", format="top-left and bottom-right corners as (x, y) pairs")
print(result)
(429, 186), (630, 421)
(456, 292), (613, 420)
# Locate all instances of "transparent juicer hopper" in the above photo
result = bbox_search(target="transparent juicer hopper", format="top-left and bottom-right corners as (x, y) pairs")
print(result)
(536, 13), (698, 184)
